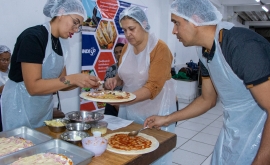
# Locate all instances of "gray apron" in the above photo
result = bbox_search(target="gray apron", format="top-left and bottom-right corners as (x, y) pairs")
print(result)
(198, 22), (267, 165)
(1, 22), (67, 131)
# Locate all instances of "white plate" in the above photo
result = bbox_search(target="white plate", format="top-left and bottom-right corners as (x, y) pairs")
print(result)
(80, 91), (136, 103)
(103, 132), (159, 155)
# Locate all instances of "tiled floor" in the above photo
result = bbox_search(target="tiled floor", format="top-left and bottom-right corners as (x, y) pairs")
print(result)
(172, 100), (224, 165)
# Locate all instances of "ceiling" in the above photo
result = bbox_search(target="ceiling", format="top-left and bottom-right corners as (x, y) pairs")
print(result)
(218, 0), (270, 38)
(219, 0), (270, 25)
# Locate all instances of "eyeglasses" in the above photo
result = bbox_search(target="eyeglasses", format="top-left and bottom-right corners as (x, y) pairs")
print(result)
(0, 58), (10, 63)
(68, 15), (82, 33)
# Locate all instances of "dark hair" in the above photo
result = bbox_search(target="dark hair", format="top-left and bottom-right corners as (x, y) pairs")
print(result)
(51, 16), (57, 22)
(115, 43), (124, 48)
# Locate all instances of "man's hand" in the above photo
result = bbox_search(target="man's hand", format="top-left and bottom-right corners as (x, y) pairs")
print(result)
(144, 115), (170, 130)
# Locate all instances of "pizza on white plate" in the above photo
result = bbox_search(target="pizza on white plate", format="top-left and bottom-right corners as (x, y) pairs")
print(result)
(104, 132), (159, 155)
(10, 153), (73, 165)
(87, 90), (130, 100)
(0, 136), (34, 157)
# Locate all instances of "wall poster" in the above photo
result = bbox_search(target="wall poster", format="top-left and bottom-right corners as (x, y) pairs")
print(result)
(80, 0), (147, 111)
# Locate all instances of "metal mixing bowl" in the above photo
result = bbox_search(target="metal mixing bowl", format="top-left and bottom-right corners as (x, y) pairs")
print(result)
(66, 122), (91, 131)
(65, 111), (104, 124)
(60, 131), (90, 145)
(44, 118), (69, 133)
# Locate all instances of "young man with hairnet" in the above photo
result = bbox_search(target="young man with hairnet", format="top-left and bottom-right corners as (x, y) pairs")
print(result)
(144, 0), (270, 164)
(1, 0), (100, 131)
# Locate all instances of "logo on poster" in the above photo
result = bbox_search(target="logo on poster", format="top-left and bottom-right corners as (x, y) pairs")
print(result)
(82, 47), (96, 56)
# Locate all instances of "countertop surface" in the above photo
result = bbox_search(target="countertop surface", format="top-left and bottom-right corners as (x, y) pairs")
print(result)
(36, 122), (176, 165)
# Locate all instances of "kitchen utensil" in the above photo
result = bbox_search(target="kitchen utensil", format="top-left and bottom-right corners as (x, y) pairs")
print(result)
(60, 131), (90, 145)
(65, 111), (104, 124)
(128, 126), (148, 136)
(44, 118), (69, 133)
(65, 123), (91, 131)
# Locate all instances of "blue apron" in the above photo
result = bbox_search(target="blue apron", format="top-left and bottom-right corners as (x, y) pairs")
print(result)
(198, 22), (267, 165)
(1, 22), (67, 130)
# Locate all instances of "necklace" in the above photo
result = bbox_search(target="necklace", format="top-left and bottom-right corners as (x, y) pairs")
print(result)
(51, 37), (58, 50)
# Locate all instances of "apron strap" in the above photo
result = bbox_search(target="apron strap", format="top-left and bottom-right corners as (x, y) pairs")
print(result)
(202, 29), (223, 63)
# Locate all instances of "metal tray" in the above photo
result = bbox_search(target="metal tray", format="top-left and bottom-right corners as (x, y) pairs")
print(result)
(0, 126), (52, 157)
(0, 139), (94, 165)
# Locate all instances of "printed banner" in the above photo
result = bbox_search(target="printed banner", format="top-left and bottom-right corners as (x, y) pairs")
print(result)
(80, 0), (147, 111)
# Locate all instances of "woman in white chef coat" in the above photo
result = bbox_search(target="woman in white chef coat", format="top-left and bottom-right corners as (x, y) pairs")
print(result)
(0, 45), (11, 132)
(105, 6), (176, 165)
(1, 0), (100, 131)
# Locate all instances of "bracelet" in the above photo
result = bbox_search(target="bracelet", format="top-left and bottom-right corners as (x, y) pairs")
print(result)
(60, 77), (71, 86)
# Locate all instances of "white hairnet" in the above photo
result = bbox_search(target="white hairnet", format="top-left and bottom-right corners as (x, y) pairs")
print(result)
(43, 0), (87, 20)
(170, 0), (222, 26)
(0, 45), (11, 54)
(119, 6), (150, 32)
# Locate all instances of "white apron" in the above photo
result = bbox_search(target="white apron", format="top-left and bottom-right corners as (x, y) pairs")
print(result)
(198, 22), (267, 165)
(118, 33), (176, 165)
(1, 22), (68, 131)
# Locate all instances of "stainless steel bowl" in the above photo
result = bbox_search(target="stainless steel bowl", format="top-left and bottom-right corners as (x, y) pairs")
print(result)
(66, 123), (91, 131)
(65, 111), (104, 124)
(44, 118), (69, 133)
(60, 131), (90, 145)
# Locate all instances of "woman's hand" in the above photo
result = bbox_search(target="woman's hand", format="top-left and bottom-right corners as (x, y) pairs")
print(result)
(104, 77), (118, 90)
(68, 73), (100, 88)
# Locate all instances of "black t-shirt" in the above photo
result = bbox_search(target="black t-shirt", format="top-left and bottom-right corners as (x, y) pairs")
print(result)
(200, 27), (270, 87)
(9, 25), (63, 82)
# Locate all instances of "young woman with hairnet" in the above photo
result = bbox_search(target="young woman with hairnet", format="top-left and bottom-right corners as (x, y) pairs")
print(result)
(104, 6), (176, 165)
(0, 45), (11, 132)
(1, 0), (100, 131)
(0, 45), (11, 95)
(145, 0), (270, 165)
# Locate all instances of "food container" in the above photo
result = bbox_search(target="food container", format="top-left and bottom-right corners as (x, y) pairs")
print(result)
(91, 121), (108, 135)
(66, 123), (91, 131)
(65, 111), (104, 124)
(0, 139), (94, 165)
(82, 136), (108, 156)
(92, 131), (101, 137)
(60, 131), (90, 145)
(44, 118), (69, 133)
(0, 126), (52, 158)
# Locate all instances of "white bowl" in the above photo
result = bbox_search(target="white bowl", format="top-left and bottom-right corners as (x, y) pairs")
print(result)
(82, 136), (107, 156)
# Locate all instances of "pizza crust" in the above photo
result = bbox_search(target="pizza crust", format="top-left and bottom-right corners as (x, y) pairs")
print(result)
(0, 136), (34, 157)
(103, 132), (159, 155)
(80, 91), (136, 103)
(87, 90), (130, 99)
(10, 153), (73, 165)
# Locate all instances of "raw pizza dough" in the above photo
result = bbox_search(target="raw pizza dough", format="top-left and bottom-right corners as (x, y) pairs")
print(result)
(103, 132), (159, 155)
